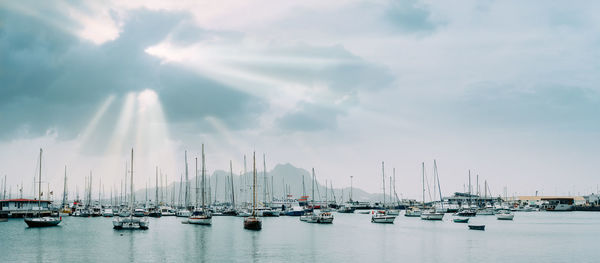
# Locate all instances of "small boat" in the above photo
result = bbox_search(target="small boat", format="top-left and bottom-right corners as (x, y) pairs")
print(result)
(286, 206), (305, 216)
(404, 207), (422, 217)
(468, 224), (485, 230)
(188, 209), (212, 225)
(133, 208), (145, 217)
(358, 210), (372, 214)
(243, 152), (262, 231)
(420, 210), (444, 221)
(176, 209), (191, 217)
(371, 210), (396, 223)
(300, 212), (313, 222)
(476, 208), (495, 215)
(455, 209), (477, 217)
(236, 210), (251, 217)
(336, 205), (355, 214)
(24, 149), (62, 228)
(496, 210), (514, 220)
(244, 216), (262, 230)
(317, 212), (334, 223)
(160, 206), (176, 216)
(453, 217), (469, 223)
(103, 208), (114, 217)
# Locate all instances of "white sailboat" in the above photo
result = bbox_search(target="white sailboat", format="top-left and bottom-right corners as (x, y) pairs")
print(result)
(188, 144), (212, 225)
(421, 161), (444, 221)
(243, 152), (262, 230)
(113, 149), (149, 230)
(372, 162), (396, 223)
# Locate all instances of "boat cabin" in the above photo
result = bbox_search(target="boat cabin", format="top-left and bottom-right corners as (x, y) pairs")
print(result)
(0, 199), (54, 217)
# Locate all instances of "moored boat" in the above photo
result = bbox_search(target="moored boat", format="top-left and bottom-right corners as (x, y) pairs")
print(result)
(24, 149), (61, 228)
(453, 217), (469, 223)
(496, 210), (514, 220)
(468, 224), (485, 230)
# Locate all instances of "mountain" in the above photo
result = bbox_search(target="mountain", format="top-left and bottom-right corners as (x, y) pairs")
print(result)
(130, 163), (398, 205)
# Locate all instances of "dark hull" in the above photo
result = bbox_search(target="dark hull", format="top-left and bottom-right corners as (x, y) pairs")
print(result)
(24, 218), (61, 227)
(468, 225), (485, 230)
(244, 218), (262, 230)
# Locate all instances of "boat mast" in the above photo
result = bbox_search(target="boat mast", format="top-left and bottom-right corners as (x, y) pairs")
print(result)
(263, 154), (267, 205)
(252, 152), (256, 217)
(230, 160), (235, 208)
(435, 160), (443, 206)
(155, 167), (159, 207)
(311, 168), (315, 206)
(195, 157), (198, 210)
(62, 165), (68, 208)
(422, 162), (425, 208)
(130, 148), (134, 214)
(382, 161), (385, 208)
(38, 149), (42, 216)
(202, 144), (205, 209)
(185, 151), (189, 210)
(468, 170), (471, 206)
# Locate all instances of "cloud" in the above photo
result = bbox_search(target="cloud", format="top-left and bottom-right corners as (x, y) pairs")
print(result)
(454, 83), (600, 131)
(384, 0), (439, 33)
(0, 7), (265, 142)
(276, 102), (344, 132)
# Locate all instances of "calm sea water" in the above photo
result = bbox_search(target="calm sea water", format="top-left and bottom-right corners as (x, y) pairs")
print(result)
(1, 211), (598, 262)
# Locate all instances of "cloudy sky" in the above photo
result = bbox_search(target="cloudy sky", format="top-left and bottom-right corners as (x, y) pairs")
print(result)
(1, 0), (599, 200)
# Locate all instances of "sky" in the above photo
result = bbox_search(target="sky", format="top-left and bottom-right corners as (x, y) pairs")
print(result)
(1, 0), (599, 200)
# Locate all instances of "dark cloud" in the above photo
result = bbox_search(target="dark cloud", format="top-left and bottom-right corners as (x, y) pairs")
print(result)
(276, 102), (344, 132)
(0, 7), (264, 141)
(455, 83), (600, 131)
(384, 0), (439, 33)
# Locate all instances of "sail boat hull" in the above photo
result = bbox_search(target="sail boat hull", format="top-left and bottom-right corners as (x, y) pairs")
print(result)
(24, 217), (61, 227)
(244, 217), (262, 230)
(113, 216), (149, 230)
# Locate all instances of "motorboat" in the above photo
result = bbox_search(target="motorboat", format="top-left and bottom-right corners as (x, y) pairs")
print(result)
(103, 208), (114, 217)
(286, 206), (305, 216)
(455, 209), (477, 217)
(176, 209), (191, 217)
(386, 209), (400, 216)
(316, 212), (334, 223)
(404, 207), (422, 217)
(336, 205), (355, 214)
(371, 210), (396, 223)
(159, 206), (176, 216)
(496, 210), (514, 220)
(420, 210), (444, 220)
(133, 208), (145, 217)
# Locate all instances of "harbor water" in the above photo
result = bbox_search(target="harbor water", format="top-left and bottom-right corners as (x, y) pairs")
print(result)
(1, 212), (598, 262)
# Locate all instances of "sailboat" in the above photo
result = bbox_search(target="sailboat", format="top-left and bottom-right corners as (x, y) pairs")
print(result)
(421, 161), (445, 221)
(112, 149), (149, 230)
(176, 151), (192, 217)
(372, 162), (396, 223)
(24, 149), (62, 227)
(188, 144), (212, 225)
(244, 152), (262, 230)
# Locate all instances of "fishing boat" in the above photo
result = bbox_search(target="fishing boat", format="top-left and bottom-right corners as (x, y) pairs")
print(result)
(468, 224), (485, 230)
(496, 210), (514, 220)
(24, 149), (62, 228)
(453, 217), (469, 223)
(188, 145), (212, 225)
(113, 149), (149, 230)
(243, 152), (262, 230)
(316, 212), (334, 223)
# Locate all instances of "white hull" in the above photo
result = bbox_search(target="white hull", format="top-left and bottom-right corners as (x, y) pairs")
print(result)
(176, 210), (191, 217)
(372, 215), (396, 223)
(496, 214), (514, 220)
(113, 216), (149, 230)
(420, 213), (444, 220)
(188, 217), (212, 225)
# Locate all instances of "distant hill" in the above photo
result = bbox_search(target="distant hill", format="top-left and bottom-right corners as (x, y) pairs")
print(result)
(132, 163), (398, 205)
